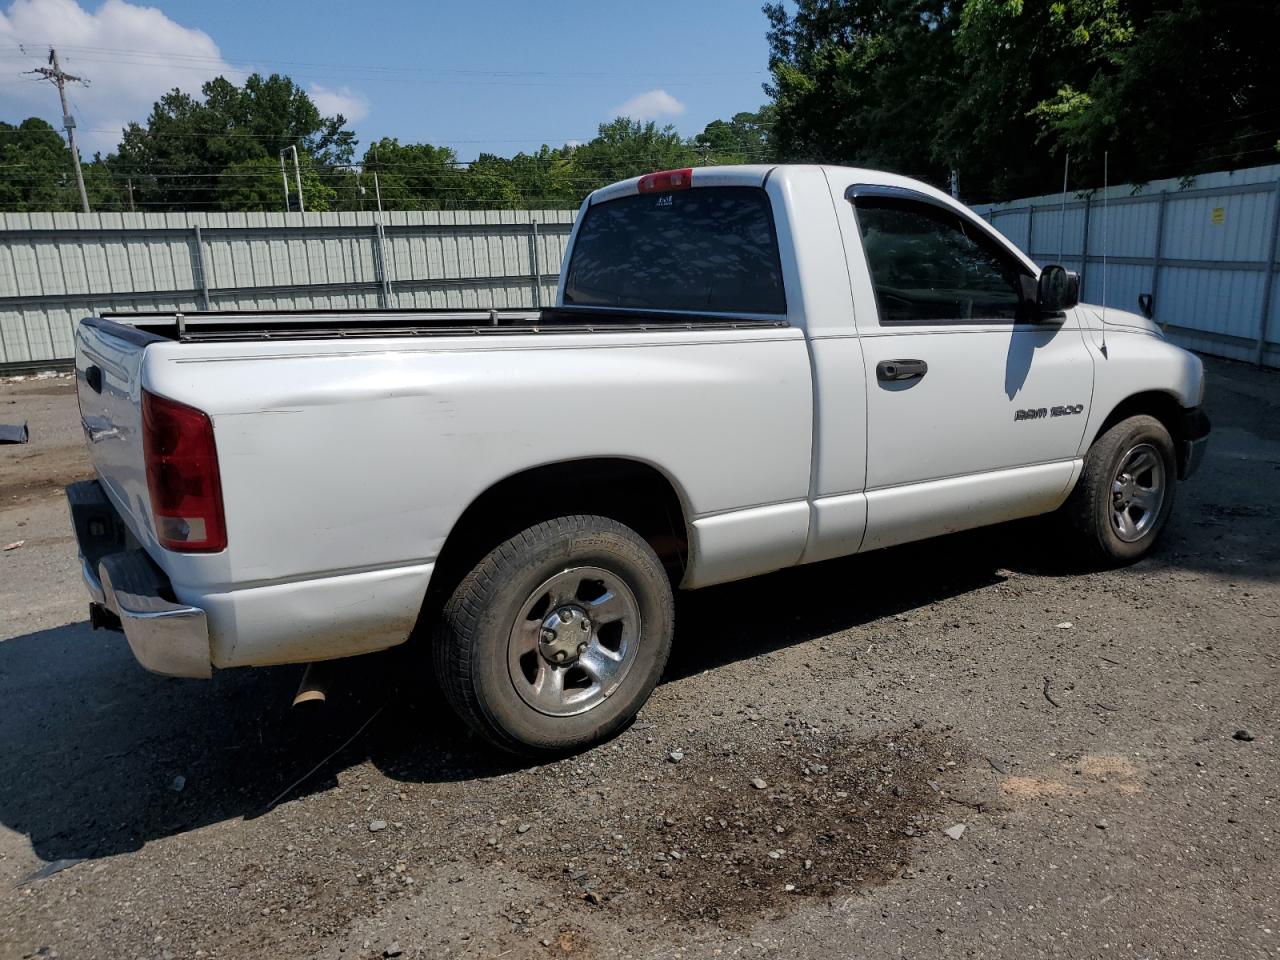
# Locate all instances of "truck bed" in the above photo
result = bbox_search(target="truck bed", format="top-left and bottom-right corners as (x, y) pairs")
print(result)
(93, 307), (788, 344)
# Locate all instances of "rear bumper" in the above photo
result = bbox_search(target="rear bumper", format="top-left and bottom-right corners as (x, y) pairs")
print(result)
(1179, 408), (1211, 480)
(67, 480), (212, 679)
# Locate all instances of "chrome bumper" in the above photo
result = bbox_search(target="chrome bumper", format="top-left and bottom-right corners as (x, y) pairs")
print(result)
(67, 480), (212, 679)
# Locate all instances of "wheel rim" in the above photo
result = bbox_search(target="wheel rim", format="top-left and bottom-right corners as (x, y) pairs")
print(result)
(1110, 442), (1166, 542)
(507, 566), (642, 717)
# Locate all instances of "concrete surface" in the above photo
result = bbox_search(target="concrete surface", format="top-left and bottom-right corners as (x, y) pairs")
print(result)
(0, 359), (1276, 960)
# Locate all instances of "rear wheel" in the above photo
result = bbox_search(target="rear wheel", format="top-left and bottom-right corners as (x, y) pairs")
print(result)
(1063, 414), (1177, 563)
(433, 515), (674, 756)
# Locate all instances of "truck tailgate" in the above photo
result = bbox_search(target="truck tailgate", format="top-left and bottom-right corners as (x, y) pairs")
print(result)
(74, 318), (153, 545)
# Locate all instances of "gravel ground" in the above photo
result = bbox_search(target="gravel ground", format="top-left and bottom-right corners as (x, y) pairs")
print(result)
(0, 358), (1277, 960)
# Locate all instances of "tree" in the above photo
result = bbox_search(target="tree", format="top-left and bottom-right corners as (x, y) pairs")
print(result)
(359, 138), (462, 210)
(215, 154), (339, 212)
(110, 73), (356, 211)
(765, 0), (1280, 202)
(944, 0), (1136, 197)
(567, 118), (699, 193)
(1029, 0), (1280, 185)
(764, 1), (961, 184)
(0, 118), (78, 211)
(463, 146), (579, 208)
(693, 106), (776, 164)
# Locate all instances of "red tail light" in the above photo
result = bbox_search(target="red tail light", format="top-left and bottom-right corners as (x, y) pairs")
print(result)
(637, 168), (693, 194)
(142, 390), (226, 552)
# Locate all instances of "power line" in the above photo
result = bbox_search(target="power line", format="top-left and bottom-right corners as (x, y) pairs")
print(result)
(2, 40), (769, 82)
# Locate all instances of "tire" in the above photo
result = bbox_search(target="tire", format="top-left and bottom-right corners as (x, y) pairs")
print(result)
(432, 515), (674, 756)
(1062, 414), (1178, 564)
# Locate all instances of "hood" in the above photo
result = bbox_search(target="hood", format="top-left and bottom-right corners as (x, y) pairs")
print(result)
(1081, 303), (1165, 338)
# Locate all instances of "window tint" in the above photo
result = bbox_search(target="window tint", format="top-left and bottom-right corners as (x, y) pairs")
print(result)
(855, 199), (1028, 324)
(564, 186), (786, 315)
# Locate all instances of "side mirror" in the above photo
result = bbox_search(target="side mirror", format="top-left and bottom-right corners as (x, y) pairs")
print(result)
(1037, 265), (1080, 314)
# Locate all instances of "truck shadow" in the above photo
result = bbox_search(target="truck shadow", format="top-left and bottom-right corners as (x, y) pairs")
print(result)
(0, 499), (1267, 868)
(0, 521), (1021, 868)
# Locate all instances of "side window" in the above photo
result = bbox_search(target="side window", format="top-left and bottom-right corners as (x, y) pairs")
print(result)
(854, 198), (1030, 324)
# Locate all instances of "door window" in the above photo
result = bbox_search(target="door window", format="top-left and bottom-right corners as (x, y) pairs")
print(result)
(854, 197), (1030, 324)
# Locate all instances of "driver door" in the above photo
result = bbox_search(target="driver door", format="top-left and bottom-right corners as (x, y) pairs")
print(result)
(832, 182), (1095, 551)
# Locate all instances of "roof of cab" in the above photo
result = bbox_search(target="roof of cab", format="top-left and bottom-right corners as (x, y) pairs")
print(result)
(584, 163), (1038, 274)
(589, 164), (777, 205)
(588, 163), (959, 211)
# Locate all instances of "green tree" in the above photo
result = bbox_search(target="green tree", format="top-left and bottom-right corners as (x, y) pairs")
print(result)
(943, 0), (1135, 197)
(111, 73), (356, 211)
(764, 1), (961, 184)
(0, 118), (80, 211)
(360, 138), (461, 210)
(693, 106), (776, 164)
(464, 146), (579, 208)
(567, 118), (699, 193)
(1029, 0), (1280, 185)
(764, 0), (1280, 201)
(215, 154), (339, 212)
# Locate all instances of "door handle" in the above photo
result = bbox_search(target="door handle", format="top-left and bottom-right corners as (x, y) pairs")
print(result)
(876, 359), (928, 382)
(85, 365), (103, 393)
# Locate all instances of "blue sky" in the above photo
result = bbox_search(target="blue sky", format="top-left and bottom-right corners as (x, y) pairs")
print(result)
(0, 0), (776, 157)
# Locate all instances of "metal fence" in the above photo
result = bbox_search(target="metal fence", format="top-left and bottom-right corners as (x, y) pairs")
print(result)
(972, 163), (1280, 368)
(0, 208), (576, 369)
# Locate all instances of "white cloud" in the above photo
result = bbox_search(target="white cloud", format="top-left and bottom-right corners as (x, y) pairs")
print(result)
(0, 0), (242, 153)
(0, 0), (373, 155)
(610, 89), (686, 122)
(308, 83), (369, 123)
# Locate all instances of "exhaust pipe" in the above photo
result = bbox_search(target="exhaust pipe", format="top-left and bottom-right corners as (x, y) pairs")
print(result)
(292, 662), (329, 707)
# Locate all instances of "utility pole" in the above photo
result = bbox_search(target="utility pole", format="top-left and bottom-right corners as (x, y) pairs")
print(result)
(279, 151), (290, 211)
(278, 145), (305, 212)
(28, 48), (90, 213)
(125, 178), (136, 213)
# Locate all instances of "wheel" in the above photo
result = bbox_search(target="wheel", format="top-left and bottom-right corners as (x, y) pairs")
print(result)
(1063, 414), (1177, 564)
(432, 515), (674, 756)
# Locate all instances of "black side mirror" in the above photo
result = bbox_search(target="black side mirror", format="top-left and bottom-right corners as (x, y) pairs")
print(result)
(1037, 265), (1080, 314)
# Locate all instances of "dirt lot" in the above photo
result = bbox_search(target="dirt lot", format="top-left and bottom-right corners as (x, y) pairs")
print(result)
(1, 359), (1277, 960)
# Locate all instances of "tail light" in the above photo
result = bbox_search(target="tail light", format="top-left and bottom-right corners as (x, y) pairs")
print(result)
(142, 390), (226, 552)
(637, 168), (692, 194)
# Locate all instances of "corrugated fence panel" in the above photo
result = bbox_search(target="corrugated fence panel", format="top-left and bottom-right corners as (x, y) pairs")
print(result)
(974, 163), (1280, 368)
(0, 208), (579, 367)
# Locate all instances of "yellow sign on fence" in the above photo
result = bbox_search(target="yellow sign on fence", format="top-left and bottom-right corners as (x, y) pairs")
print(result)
(1211, 206), (1226, 225)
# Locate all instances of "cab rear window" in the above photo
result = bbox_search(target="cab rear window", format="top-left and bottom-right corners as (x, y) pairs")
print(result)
(564, 186), (786, 315)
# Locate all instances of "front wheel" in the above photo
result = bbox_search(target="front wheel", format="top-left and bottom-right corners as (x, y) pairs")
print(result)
(432, 515), (674, 756)
(1062, 414), (1177, 564)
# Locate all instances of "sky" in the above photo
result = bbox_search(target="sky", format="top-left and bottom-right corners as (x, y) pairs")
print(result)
(0, 0), (776, 158)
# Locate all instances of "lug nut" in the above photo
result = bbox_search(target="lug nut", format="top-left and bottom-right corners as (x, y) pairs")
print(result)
(560, 608), (574, 621)
(581, 619), (590, 631)
(554, 650), (566, 661)
(577, 642), (587, 653)
(541, 629), (555, 643)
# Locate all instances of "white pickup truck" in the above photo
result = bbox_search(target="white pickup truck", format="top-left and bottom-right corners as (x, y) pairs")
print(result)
(69, 164), (1209, 754)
